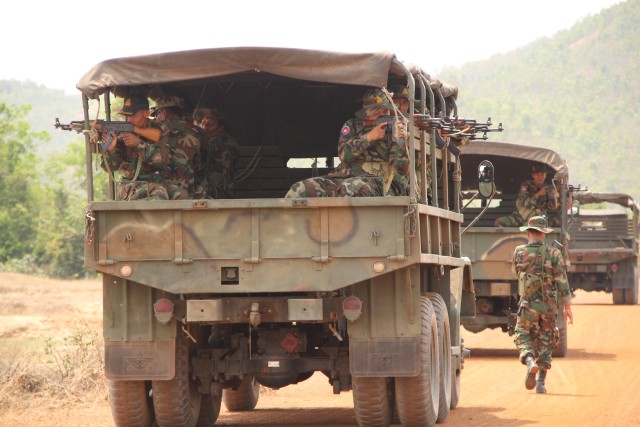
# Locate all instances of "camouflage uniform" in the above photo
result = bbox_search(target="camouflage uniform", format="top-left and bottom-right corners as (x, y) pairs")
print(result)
(391, 83), (431, 203)
(496, 178), (562, 227)
(286, 88), (410, 198)
(513, 217), (572, 370)
(151, 96), (207, 199)
(194, 107), (239, 199)
(101, 120), (171, 201)
(202, 130), (239, 198)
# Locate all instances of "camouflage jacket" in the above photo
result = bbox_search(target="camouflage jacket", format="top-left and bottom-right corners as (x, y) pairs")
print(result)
(329, 118), (410, 186)
(101, 120), (170, 183)
(202, 130), (239, 199)
(513, 239), (572, 312)
(162, 118), (205, 197)
(515, 179), (560, 220)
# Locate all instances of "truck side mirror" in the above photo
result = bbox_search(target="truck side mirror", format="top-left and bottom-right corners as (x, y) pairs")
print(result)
(571, 200), (580, 221)
(478, 160), (495, 199)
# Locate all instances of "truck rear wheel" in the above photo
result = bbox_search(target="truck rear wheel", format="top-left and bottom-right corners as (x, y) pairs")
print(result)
(624, 287), (638, 304)
(152, 329), (201, 427)
(197, 392), (222, 427)
(613, 288), (625, 305)
(624, 265), (638, 304)
(395, 296), (439, 426)
(223, 375), (260, 412)
(553, 311), (568, 358)
(108, 380), (153, 427)
(426, 292), (452, 422)
(352, 376), (392, 427)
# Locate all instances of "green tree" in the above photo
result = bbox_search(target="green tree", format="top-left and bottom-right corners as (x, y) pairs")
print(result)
(34, 139), (103, 278)
(0, 102), (48, 262)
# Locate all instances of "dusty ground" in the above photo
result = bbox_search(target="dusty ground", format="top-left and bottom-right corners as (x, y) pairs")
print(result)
(1, 272), (639, 426)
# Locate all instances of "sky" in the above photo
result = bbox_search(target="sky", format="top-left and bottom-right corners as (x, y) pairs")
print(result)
(1, 0), (625, 95)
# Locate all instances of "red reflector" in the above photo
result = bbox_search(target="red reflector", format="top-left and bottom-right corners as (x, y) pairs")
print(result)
(343, 296), (362, 311)
(154, 298), (174, 313)
(611, 264), (619, 273)
(342, 296), (362, 321)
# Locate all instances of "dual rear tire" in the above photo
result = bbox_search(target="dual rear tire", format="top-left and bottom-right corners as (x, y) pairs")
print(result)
(353, 295), (453, 426)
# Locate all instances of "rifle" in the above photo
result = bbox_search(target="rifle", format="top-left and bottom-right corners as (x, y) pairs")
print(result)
(54, 118), (160, 152)
(440, 117), (504, 141)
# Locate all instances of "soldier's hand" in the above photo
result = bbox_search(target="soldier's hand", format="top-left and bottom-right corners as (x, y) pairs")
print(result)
(395, 123), (409, 140)
(366, 122), (387, 143)
(121, 132), (141, 147)
(535, 187), (548, 198)
(564, 304), (573, 325)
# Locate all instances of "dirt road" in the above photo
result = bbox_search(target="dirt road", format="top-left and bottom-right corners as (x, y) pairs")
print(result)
(1, 274), (639, 426)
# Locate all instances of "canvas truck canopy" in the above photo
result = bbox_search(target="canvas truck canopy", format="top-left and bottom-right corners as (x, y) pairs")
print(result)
(459, 140), (569, 194)
(574, 192), (640, 213)
(76, 47), (443, 99)
(74, 46), (459, 161)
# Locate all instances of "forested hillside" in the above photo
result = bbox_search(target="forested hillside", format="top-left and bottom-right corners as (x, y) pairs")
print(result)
(0, 0), (637, 279)
(439, 0), (639, 202)
(0, 80), (79, 159)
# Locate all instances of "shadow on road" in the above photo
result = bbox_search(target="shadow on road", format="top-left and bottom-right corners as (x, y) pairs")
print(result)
(446, 406), (535, 426)
(467, 347), (616, 361)
(218, 407), (357, 426)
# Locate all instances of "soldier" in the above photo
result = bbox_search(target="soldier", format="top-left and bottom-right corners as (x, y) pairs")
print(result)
(285, 88), (410, 198)
(390, 83), (432, 204)
(513, 215), (573, 393)
(101, 95), (171, 201)
(151, 95), (206, 199)
(495, 164), (563, 227)
(193, 107), (239, 199)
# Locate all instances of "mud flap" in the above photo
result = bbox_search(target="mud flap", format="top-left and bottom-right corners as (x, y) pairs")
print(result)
(105, 339), (176, 380)
(349, 338), (420, 377)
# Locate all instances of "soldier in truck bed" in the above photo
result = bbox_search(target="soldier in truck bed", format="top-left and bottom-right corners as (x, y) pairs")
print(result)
(151, 95), (206, 199)
(495, 164), (563, 227)
(100, 95), (171, 201)
(285, 88), (410, 198)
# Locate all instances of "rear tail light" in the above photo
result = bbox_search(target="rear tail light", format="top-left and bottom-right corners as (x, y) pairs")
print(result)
(342, 296), (363, 321)
(153, 298), (174, 324)
(611, 264), (619, 274)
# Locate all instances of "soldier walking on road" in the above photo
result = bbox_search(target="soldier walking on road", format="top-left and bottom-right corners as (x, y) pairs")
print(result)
(513, 216), (574, 393)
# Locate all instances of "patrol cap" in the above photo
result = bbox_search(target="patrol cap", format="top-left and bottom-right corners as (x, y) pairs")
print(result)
(356, 89), (395, 118)
(118, 96), (149, 116)
(150, 95), (184, 116)
(193, 106), (231, 128)
(531, 164), (548, 173)
(520, 215), (553, 233)
(389, 84), (410, 99)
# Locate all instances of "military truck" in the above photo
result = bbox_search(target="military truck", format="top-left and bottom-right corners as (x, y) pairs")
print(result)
(458, 141), (573, 356)
(568, 192), (639, 304)
(69, 47), (484, 427)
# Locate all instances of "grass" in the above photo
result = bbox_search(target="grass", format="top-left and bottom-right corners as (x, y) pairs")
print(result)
(0, 322), (108, 414)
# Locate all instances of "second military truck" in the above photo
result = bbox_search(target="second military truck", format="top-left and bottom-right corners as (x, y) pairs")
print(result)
(458, 141), (574, 356)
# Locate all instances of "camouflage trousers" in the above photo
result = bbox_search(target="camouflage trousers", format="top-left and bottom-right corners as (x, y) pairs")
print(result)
(118, 182), (169, 201)
(514, 306), (558, 370)
(165, 181), (190, 200)
(285, 176), (385, 198)
(285, 175), (411, 198)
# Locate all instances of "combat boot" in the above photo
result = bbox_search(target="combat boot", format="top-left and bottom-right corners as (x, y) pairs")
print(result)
(536, 369), (547, 394)
(524, 354), (539, 390)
